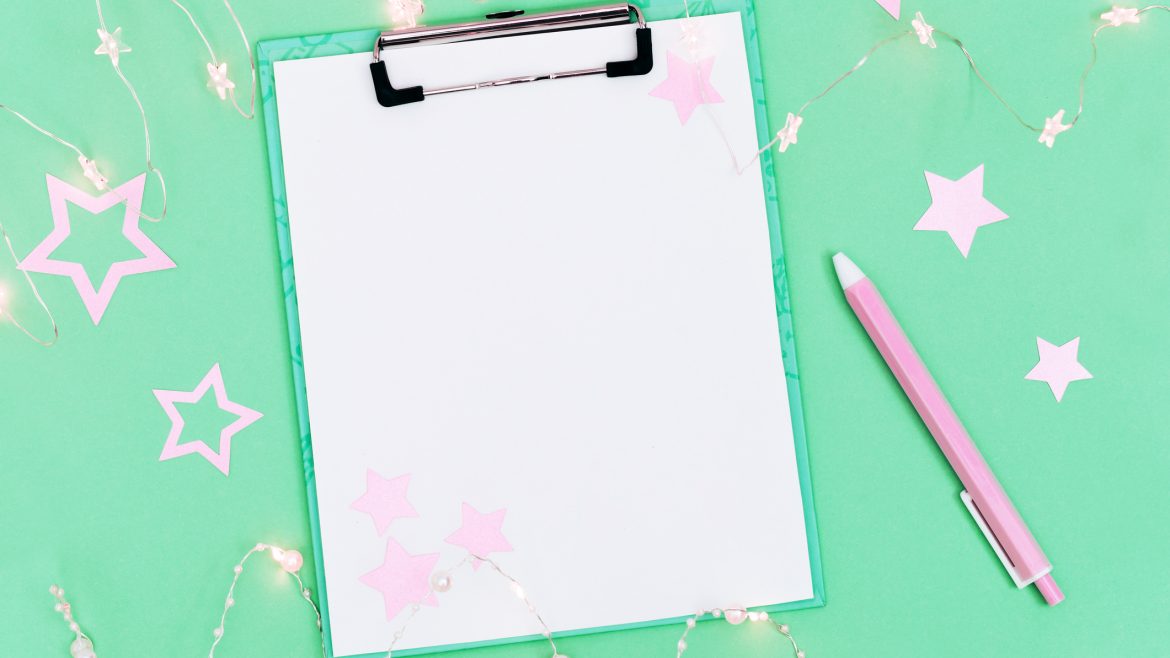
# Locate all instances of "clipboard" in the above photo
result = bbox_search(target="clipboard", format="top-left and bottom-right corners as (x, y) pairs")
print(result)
(258, 2), (824, 656)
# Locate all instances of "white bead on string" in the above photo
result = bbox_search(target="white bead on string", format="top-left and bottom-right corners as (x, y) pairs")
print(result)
(673, 606), (804, 658)
(169, 0), (258, 119)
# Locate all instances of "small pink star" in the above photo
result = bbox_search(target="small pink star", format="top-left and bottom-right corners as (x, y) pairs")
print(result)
(1025, 337), (1093, 402)
(360, 538), (440, 621)
(914, 165), (1008, 258)
(649, 51), (724, 125)
(155, 364), (264, 476)
(350, 469), (418, 534)
(19, 174), (175, 324)
(445, 503), (513, 569)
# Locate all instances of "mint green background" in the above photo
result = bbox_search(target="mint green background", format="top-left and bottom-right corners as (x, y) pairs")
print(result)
(2, 1), (1168, 657)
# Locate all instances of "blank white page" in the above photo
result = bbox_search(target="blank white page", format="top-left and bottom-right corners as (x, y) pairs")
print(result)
(273, 12), (813, 656)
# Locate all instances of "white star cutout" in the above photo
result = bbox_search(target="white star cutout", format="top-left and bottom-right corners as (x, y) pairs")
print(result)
(207, 62), (236, 101)
(912, 11), (936, 48)
(77, 156), (108, 191)
(95, 27), (131, 67)
(776, 113), (803, 153)
(1100, 6), (1141, 26)
(1038, 109), (1071, 148)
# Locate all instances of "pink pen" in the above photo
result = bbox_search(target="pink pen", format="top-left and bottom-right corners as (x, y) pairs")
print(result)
(833, 252), (1063, 606)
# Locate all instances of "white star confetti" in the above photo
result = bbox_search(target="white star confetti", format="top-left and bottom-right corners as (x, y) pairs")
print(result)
(94, 27), (131, 66)
(207, 62), (236, 100)
(776, 113), (803, 153)
(77, 156), (108, 191)
(1100, 6), (1141, 26)
(388, 0), (425, 29)
(912, 11), (936, 48)
(1038, 109), (1071, 148)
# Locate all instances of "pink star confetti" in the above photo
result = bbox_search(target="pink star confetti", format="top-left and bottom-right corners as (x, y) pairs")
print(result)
(445, 503), (513, 569)
(351, 469), (419, 534)
(914, 165), (1008, 258)
(360, 538), (440, 621)
(649, 51), (724, 125)
(19, 174), (176, 324)
(155, 364), (264, 476)
(875, 0), (900, 20)
(1025, 337), (1093, 402)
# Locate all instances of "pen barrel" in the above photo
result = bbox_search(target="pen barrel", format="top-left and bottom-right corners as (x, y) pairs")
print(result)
(845, 279), (1052, 583)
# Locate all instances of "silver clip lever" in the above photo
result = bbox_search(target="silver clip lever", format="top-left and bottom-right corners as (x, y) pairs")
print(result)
(369, 3), (654, 108)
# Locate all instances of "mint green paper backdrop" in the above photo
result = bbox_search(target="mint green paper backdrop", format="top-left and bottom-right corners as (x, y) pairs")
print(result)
(2, 1), (1167, 657)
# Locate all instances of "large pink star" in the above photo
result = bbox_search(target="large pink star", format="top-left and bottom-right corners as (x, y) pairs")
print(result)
(445, 503), (513, 569)
(360, 538), (440, 621)
(914, 165), (1008, 258)
(1025, 337), (1093, 402)
(19, 173), (175, 324)
(155, 364), (264, 476)
(649, 51), (724, 125)
(350, 469), (418, 534)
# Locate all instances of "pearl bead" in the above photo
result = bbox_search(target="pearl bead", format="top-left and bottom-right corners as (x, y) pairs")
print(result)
(686, 618), (696, 629)
(724, 608), (747, 625)
(213, 627), (223, 638)
(430, 571), (453, 593)
(796, 652), (805, 658)
(280, 549), (304, 573)
(233, 565), (243, 574)
(70, 637), (94, 658)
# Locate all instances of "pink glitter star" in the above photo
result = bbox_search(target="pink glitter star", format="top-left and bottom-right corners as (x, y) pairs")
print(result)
(360, 538), (440, 621)
(649, 51), (724, 125)
(350, 469), (419, 534)
(19, 174), (175, 324)
(445, 503), (513, 569)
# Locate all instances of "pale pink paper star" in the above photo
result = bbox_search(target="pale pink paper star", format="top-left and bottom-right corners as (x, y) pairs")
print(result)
(360, 538), (440, 621)
(351, 469), (418, 534)
(649, 51), (724, 125)
(1025, 337), (1093, 402)
(19, 174), (176, 324)
(155, 364), (264, 476)
(875, 0), (900, 20)
(445, 503), (513, 569)
(914, 165), (1008, 257)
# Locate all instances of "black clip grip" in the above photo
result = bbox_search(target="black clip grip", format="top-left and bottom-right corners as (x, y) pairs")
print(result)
(370, 61), (425, 108)
(606, 27), (653, 77)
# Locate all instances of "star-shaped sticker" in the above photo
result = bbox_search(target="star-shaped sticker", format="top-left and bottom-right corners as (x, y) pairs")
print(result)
(775, 112), (803, 153)
(914, 165), (1008, 258)
(1025, 337), (1093, 402)
(207, 62), (236, 100)
(649, 51), (724, 125)
(351, 469), (419, 534)
(445, 503), (513, 569)
(155, 364), (264, 476)
(360, 538), (440, 621)
(1039, 109), (1071, 148)
(94, 27), (131, 67)
(78, 156), (108, 191)
(19, 174), (176, 324)
(1101, 6), (1141, 26)
(912, 11), (936, 48)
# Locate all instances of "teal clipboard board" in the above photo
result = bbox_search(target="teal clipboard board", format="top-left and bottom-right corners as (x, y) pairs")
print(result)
(258, 2), (825, 655)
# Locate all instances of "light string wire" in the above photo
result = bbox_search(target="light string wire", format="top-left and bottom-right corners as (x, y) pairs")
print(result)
(208, 543), (324, 658)
(94, 0), (168, 223)
(383, 553), (566, 658)
(0, 220), (59, 347)
(169, 0), (258, 119)
(685, 5), (1170, 173)
(674, 607), (805, 658)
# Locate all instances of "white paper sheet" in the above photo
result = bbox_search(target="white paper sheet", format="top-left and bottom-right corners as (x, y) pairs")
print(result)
(272, 12), (813, 656)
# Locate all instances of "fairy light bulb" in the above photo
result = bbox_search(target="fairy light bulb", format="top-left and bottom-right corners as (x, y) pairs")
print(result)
(77, 156), (108, 191)
(69, 637), (96, 658)
(94, 27), (131, 66)
(912, 11), (936, 48)
(270, 546), (303, 573)
(207, 62), (236, 100)
(1101, 6), (1141, 26)
(388, 0), (425, 28)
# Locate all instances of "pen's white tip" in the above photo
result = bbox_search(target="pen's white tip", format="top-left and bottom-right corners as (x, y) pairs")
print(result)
(832, 252), (866, 290)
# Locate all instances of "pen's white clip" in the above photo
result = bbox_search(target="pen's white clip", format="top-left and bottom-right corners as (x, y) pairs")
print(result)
(959, 490), (1027, 588)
